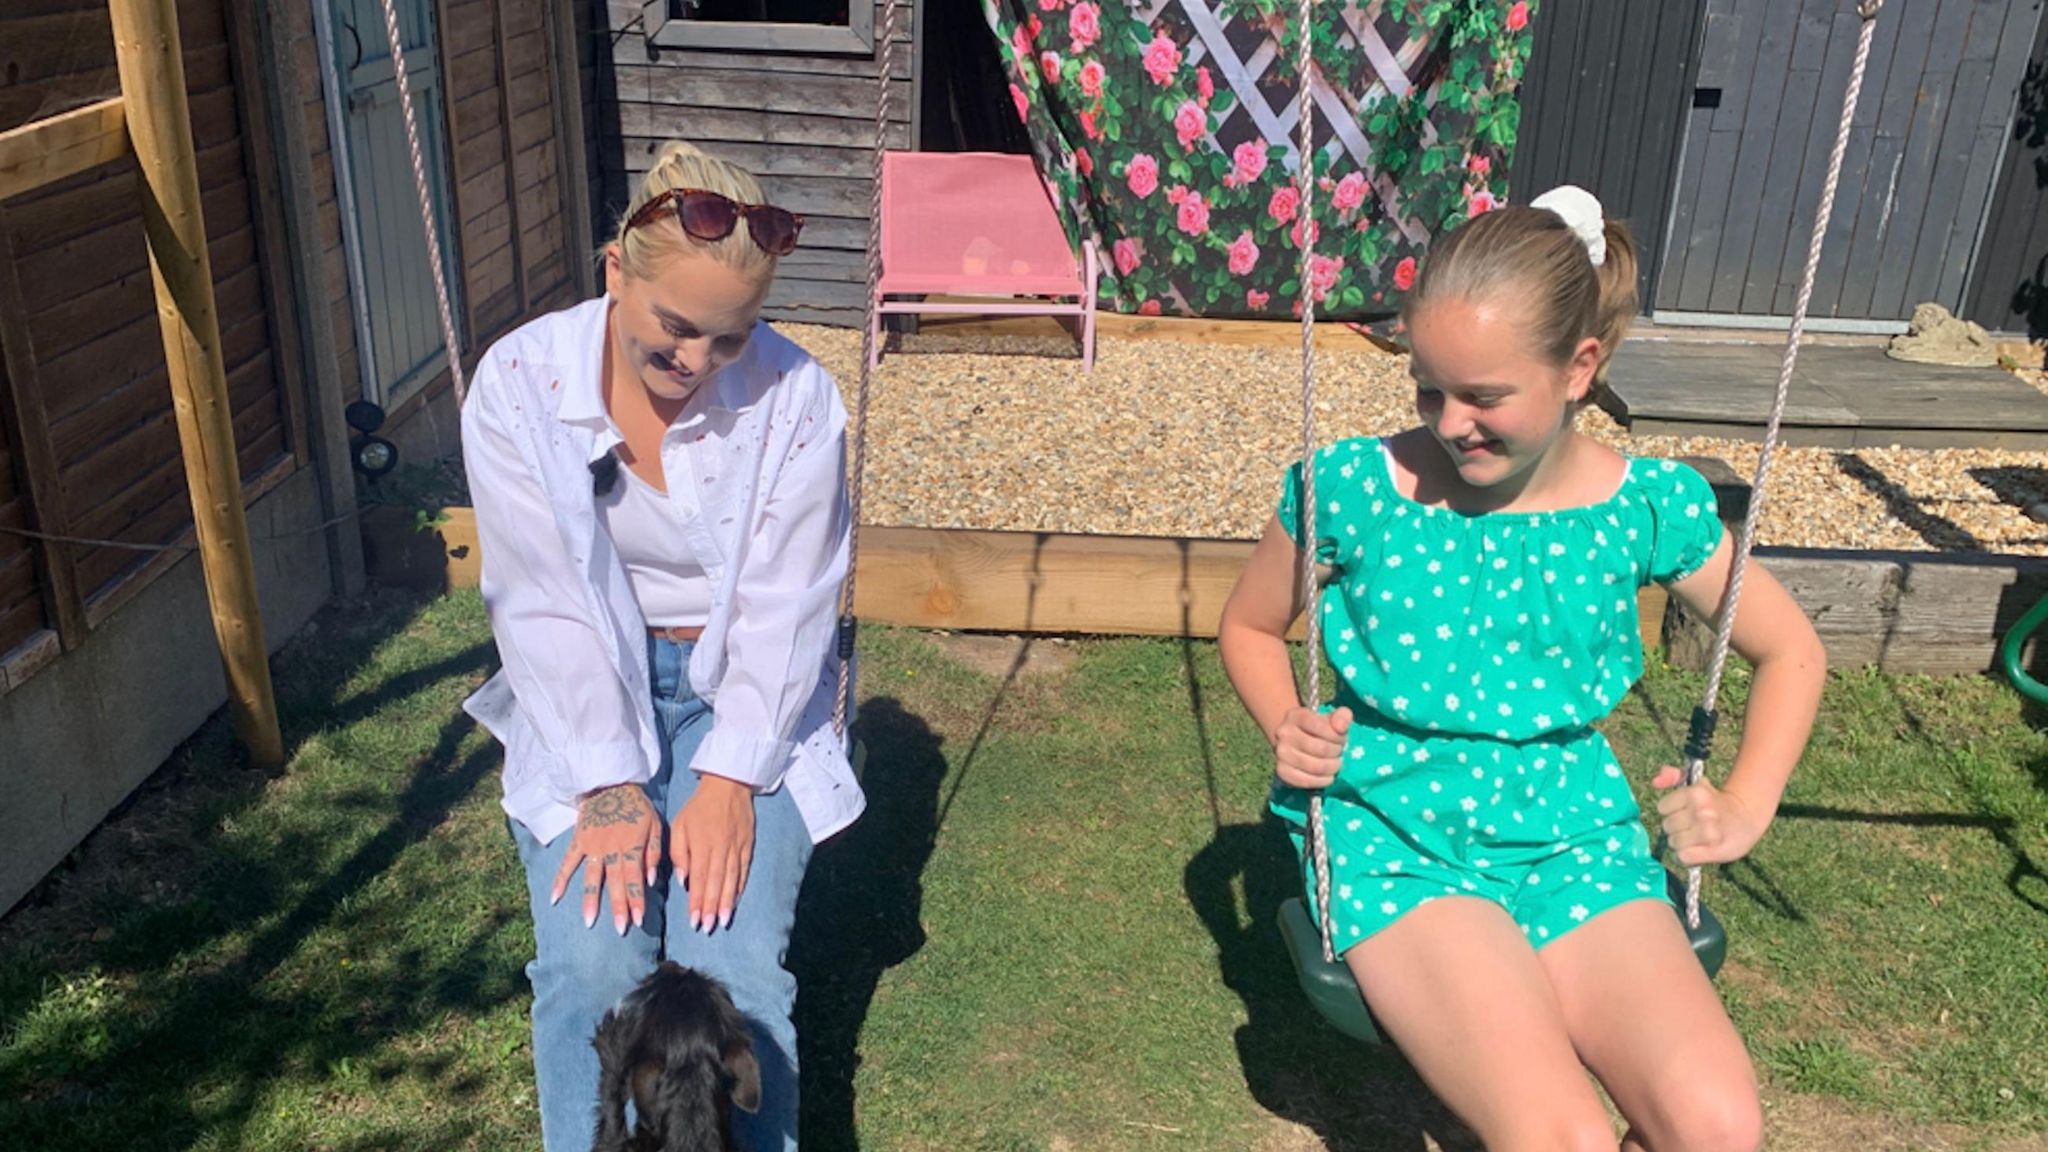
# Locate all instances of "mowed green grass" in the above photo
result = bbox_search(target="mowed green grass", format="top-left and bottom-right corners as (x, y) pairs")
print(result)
(1, 589), (2041, 1150)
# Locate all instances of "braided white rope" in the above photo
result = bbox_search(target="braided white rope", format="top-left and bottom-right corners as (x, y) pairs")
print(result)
(1292, 0), (1335, 965)
(374, 0), (466, 409)
(1682, 0), (1883, 927)
(836, 0), (901, 741)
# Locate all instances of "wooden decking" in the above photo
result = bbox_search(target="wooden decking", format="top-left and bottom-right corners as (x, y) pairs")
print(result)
(1604, 342), (2048, 450)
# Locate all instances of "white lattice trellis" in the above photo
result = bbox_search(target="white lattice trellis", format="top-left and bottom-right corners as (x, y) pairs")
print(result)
(1171, 0), (1441, 243)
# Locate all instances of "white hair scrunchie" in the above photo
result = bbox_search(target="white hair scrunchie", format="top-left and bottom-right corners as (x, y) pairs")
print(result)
(1530, 184), (1607, 268)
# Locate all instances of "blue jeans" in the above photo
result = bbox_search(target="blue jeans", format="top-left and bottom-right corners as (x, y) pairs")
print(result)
(512, 636), (814, 1152)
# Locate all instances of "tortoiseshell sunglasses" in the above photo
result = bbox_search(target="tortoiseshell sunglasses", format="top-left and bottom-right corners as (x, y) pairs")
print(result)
(625, 188), (804, 256)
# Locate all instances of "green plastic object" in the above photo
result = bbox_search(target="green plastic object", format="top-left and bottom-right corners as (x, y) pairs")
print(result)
(1669, 868), (1729, 980)
(1278, 869), (1727, 1048)
(2001, 592), (2048, 706)
(1278, 896), (1389, 1045)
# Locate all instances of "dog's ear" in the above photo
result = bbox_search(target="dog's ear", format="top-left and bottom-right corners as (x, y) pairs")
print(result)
(722, 1033), (761, 1115)
(591, 1007), (636, 1152)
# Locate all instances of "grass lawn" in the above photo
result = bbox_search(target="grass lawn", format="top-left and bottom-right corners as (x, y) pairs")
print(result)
(1, 587), (2043, 1151)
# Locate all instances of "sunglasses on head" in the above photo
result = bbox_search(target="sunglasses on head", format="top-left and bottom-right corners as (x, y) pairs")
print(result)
(625, 188), (805, 257)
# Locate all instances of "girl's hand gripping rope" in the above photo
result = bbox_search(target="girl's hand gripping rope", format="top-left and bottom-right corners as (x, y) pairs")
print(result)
(1273, 705), (1353, 790)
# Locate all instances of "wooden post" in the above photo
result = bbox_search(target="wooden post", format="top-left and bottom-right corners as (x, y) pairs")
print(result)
(108, 0), (284, 768)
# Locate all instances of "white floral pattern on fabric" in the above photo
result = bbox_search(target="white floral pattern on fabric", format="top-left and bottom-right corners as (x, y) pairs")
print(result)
(1276, 439), (1722, 740)
(1271, 438), (1720, 954)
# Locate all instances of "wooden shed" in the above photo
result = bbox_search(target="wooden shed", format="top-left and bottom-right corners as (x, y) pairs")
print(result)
(578, 0), (2048, 334)
(580, 0), (922, 328)
(2, 0), (300, 668)
(1514, 0), (2047, 333)
(0, 0), (591, 912)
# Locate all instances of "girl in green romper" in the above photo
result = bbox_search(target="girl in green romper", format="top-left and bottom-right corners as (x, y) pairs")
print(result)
(1220, 187), (1827, 1152)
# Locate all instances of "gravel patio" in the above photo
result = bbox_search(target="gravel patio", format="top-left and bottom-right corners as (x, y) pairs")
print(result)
(783, 320), (2048, 557)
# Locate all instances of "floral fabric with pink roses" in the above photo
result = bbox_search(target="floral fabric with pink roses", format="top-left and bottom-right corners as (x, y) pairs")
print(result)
(987, 0), (1536, 321)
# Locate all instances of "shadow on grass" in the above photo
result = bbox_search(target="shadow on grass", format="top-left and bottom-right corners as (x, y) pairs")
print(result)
(933, 534), (1052, 839)
(935, 636), (1034, 836)
(0, 587), (519, 1151)
(1873, 677), (2048, 919)
(1175, 590), (1476, 1150)
(1776, 803), (2047, 919)
(1713, 855), (1807, 923)
(1184, 822), (1479, 1151)
(794, 696), (948, 1152)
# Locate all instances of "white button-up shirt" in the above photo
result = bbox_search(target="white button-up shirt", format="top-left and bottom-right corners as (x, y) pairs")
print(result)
(460, 296), (864, 846)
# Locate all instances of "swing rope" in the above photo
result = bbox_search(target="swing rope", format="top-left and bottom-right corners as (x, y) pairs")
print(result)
(373, 0), (466, 410)
(1678, 0), (1882, 927)
(1296, 0), (1885, 961)
(1291, 0), (1336, 965)
(835, 0), (904, 742)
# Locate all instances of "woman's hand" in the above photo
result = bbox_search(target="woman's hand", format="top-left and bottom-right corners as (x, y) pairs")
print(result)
(1273, 706), (1352, 790)
(671, 775), (756, 934)
(552, 783), (662, 935)
(1652, 766), (1770, 865)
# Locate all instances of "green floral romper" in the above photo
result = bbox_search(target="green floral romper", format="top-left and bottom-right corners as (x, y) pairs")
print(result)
(1271, 437), (1724, 955)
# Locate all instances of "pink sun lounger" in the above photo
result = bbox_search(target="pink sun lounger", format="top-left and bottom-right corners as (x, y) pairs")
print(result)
(870, 150), (1098, 371)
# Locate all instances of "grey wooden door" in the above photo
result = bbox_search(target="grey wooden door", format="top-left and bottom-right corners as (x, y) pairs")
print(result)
(1963, 0), (2048, 335)
(1658, 0), (2043, 324)
(331, 0), (462, 403)
(1511, 0), (1710, 314)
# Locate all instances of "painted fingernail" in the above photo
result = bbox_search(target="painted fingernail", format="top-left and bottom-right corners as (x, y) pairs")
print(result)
(689, 910), (701, 932)
(615, 912), (627, 935)
(584, 907), (596, 928)
(719, 910), (732, 930)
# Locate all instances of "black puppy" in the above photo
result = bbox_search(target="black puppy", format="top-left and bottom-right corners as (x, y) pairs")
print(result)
(592, 962), (762, 1152)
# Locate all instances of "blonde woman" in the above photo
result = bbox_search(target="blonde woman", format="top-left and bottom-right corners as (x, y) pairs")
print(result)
(461, 141), (861, 1151)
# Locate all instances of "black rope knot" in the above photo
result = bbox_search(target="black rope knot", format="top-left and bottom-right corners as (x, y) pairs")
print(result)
(1684, 705), (1720, 764)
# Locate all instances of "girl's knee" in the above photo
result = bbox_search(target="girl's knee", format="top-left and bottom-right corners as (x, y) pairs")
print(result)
(1488, 1111), (1618, 1152)
(1677, 1091), (1764, 1152)
(1643, 1078), (1764, 1152)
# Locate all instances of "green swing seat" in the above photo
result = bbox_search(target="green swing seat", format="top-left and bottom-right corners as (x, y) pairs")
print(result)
(1277, 869), (1727, 1047)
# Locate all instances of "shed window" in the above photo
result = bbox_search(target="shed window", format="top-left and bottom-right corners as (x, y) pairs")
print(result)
(655, 0), (874, 53)
(676, 0), (848, 24)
